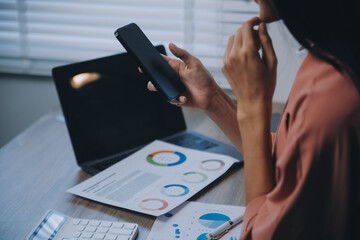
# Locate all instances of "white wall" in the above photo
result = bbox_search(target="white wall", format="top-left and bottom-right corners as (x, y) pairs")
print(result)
(268, 21), (304, 102)
(0, 74), (60, 147)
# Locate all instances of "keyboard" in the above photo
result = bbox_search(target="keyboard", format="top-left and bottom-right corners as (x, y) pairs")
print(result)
(92, 150), (137, 172)
(165, 133), (218, 150)
(27, 210), (138, 240)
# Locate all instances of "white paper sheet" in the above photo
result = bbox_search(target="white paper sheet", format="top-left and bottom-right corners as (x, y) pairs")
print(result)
(67, 140), (238, 216)
(147, 201), (245, 240)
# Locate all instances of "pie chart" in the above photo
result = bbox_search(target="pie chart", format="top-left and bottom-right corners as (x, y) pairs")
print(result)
(146, 151), (186, 166)
(199, 213), (231, 229)
(196, 233), (208, 240)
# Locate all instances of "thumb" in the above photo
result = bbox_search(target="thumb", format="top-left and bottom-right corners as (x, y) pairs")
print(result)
(169, 43), (194, 65)
(259, 23), (277, 68)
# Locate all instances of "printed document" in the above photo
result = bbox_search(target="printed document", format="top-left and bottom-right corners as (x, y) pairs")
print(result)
(67, 140), (238, 216)
(147, 201), (245, 240)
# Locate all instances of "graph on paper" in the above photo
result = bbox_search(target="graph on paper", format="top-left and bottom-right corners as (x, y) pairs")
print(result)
(67, 140), (238, 216)
(147, 201), (245, 240)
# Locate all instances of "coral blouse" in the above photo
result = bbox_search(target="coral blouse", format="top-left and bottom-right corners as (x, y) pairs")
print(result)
(240, 53), (360, 239)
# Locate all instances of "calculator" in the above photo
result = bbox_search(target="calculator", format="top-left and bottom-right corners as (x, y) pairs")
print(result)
(27, 210), (139, 240)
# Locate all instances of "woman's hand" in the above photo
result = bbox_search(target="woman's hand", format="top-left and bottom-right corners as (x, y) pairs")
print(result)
(146, 43), (246, 152)
(147, 43), (220, 110)
(222, 17), (276, 203)
(222, 17), (277, 121)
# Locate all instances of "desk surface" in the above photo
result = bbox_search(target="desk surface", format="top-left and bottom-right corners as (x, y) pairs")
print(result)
(0, 105), (283, 239)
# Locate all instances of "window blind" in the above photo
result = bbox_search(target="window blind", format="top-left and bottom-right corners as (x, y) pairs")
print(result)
(0, 0), (258, 88)
(192, 0), (259, 87)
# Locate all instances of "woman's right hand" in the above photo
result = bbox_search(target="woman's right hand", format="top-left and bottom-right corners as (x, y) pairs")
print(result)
(147, 43), (220, 110)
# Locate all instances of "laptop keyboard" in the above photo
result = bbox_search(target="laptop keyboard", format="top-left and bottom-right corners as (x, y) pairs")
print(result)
(92, 133), (218, 172)
(92, 150), (137, 172)
(165, 134), (218, 150)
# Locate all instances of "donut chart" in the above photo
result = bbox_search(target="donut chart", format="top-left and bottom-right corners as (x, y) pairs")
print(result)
(199, 159), (225, 171)
(138, 198), (168, 211)
(146, 151), (186, 166)
(161, 184), (190, 197)
(182, 172), (208, 183)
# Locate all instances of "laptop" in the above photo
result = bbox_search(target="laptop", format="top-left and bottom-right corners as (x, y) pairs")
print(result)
(52, 45), (243, 175)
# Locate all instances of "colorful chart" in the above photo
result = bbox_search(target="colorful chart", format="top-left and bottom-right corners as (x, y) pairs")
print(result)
(196, 233), (208, 240)
(138, 198), (168, 211)
(199, 213), (231, 229)
(146, 151), (186, 166)
(182, 172), (208, 183)
(161, 184), (190, 197)
(199, 159), (225, 171)
(173, 224), (181, 239)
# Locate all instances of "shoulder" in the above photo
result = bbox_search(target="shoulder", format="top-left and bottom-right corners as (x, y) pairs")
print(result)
(291, 54), (360, 137)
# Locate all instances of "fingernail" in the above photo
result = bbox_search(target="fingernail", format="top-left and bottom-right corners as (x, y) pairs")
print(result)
(261, 23), (267, 34)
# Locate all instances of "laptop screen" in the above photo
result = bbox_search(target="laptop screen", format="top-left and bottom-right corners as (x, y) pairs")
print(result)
(53, 46), (186, 166)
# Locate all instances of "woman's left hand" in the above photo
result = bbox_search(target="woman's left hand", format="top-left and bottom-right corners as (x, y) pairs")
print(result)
(222, 17), (277, 121)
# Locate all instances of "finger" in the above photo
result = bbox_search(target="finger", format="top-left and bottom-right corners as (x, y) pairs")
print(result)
(169, 43), (194, 64)
(170, 96), (187, 105)
(147, 81), (157, 91)
(138, 66), (143, 73)
(172, 96), (187, 105)
(224, 35), (235, 59)
(232, 26), (243, 53)
(259, 22), (277, 67)
(178, 96), (187, 104)
(160, 53), (172, 63)
(160, 53), (181, 73)
(242, 17), (262, 50)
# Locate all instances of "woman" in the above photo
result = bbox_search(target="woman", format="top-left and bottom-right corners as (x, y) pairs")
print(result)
(148, 0), (360, 239)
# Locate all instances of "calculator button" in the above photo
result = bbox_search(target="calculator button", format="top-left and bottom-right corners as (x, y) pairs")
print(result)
(84, 226), (97, 232)
(73, 219), (81, 225)
(100, 222), (112, 228)
(80, 220), (89, 226)
(112, 223), (124, 229)
(123, 223), (136, 230)
(97, 227), (109, 233)
(116, 236), (130, 240)
(108, 229), (133, 236)
(93, 233), (105, 239)
(73, 232), (82, 238)
(89, 220), (101, 226)
(78, 226), (86, 231)
(104, 235), (117, 240)
(80, 232), (93, 238)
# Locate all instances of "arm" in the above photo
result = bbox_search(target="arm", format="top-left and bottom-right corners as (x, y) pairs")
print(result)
(204, 85), (244, 152)
(148, 43), (244, 152)
(221, 18), (276, 203)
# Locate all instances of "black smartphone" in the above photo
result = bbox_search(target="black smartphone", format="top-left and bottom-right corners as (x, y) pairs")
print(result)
(114, 23), (186, 102)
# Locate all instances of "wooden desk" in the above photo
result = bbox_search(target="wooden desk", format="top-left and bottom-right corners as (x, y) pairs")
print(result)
(0, 104), (283, 239)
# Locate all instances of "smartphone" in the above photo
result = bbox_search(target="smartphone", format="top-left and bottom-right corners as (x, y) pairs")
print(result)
(114, 23), (186, 102)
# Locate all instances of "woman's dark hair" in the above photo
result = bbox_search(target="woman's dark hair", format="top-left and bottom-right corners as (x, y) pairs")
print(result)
(272, 0), (360, 91)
